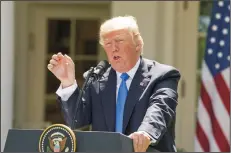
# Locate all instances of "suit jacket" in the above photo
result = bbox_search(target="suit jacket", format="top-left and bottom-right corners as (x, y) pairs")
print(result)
(58, 57), (181, 152)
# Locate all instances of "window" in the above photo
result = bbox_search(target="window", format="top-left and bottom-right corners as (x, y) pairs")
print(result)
(45, 19), (100, 126)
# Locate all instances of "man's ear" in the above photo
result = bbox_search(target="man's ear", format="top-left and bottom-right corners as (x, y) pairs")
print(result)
(135, 40), (141, 52)
(133, 33), (141, 52)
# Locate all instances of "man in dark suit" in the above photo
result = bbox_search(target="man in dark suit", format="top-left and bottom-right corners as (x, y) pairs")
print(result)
(48, 16), (180, 152)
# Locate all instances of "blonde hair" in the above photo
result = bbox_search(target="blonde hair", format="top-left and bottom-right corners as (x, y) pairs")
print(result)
(99, 15), (144, 54)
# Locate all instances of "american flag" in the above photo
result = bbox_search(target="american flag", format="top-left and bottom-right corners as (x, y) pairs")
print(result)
(195, 0), (230, 152)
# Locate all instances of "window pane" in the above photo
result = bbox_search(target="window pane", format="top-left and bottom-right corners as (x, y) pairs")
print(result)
(198, 1), (213, 33)
(200, 1), (213, 16)
(197, 1), (213, 68)
(75, 20), (99, 55)
(198, 16), (211, 33)
(47, 19), (71, 55)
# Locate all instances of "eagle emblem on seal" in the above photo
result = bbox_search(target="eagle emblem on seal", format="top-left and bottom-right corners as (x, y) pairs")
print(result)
(39, 124), (76, 152)
(48, 132), (68, 152)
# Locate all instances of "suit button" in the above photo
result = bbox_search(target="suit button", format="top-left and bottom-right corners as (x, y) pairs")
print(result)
(155, 132), (159, 137)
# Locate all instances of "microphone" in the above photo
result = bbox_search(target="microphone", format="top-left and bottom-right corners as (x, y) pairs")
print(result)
(83, 60), (110, 82)
(71, 60), (109, 129)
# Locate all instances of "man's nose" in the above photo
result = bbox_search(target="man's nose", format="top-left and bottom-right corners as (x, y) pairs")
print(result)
(111, 41), (118, 52)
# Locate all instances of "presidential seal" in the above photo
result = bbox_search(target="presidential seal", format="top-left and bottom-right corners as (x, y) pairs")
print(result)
(39, 124), (76, 152)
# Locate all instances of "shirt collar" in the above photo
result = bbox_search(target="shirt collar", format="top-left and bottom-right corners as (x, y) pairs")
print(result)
(116, 58), (141, 80)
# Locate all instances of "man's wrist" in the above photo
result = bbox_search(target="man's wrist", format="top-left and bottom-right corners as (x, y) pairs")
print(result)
(140, 131), (157, 146)
(61, 80), (75, 88)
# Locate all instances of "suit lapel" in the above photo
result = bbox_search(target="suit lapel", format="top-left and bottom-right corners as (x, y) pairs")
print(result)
(123, 58), (152, 133)
(99, 68), (117, 132)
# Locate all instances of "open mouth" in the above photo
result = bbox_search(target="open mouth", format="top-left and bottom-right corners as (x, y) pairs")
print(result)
(113, 56), (121, 61)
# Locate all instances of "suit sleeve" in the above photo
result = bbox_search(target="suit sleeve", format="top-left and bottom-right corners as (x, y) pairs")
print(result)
(57, 84), (92, 129)
(138, 68), (181, 144)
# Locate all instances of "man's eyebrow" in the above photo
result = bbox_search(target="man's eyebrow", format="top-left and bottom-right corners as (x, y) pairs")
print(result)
(103, 33), (128, 41)
(113, 34), (128, 39)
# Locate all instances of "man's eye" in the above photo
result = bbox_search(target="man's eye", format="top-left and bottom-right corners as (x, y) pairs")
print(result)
(105, 42), (111, 45)
(117, 39), (124, 42)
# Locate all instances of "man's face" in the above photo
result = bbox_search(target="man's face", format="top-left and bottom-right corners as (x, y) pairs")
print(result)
(102, 29), (141, 73)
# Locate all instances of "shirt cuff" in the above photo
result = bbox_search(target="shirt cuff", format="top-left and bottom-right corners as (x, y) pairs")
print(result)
(56, 80), (78, 101)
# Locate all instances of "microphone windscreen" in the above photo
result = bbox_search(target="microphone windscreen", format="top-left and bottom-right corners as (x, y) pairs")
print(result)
(83, 60), (109, 79)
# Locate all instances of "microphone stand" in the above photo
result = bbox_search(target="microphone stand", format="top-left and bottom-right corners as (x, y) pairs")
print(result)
(71, 67), (95, 130)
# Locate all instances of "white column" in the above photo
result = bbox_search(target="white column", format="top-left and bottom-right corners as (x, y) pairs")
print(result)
(1, 1), (15, 151)
(160, 2), (177, 66)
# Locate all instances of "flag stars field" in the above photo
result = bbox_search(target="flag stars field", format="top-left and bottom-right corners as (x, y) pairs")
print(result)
(218, 1), (224, 7)
(222, 29), (228, 35)
(212, 25), (218, 31)
(219, 40), (225, 46)
(215, 13), (221, 19)
(208, 49), (213, 55)
(210, 37), (216, 43)
(217, 52), (223, 58)
(215, 63), (220, 69)
(224, 16), (230, 23)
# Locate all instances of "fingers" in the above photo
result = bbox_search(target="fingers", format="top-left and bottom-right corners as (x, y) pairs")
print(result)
(57, 52), (64, 59)
(50, 59), (58, 65)
(138, 134), (145, 152)
(133, 134), (139, 152)
(52, 54), (59, 61)
(48, 58), (59, 71)
(64, 54), (74, 65)
(129, 133), (139, 152)
(47, 64), (53, 71)
(134, 134), (145, 152)
(129, 132), (150, 152)
(47, 52), (67, 71)
(55, 53), (74, 65)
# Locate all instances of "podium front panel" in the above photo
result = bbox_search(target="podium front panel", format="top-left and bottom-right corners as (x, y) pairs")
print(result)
(4, 129), (42, 152)
(4, 129), (133, 152)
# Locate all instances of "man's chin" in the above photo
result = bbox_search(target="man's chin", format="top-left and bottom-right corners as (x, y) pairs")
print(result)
(111, 64), (127, 73)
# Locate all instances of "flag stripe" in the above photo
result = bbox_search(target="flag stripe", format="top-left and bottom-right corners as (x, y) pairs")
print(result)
(221, 68), (230, 90)
(197, 98), (220, 151)
(202, 63), (230, 140)
(214, 73), (230, 114)
(194, 136), (203, 152)
(197, 98), (212, 137)
(196, 119), (209, 152)
(201, 83), (230, 151)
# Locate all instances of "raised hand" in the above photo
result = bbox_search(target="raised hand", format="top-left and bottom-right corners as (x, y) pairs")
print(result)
(47, 52), (75, 88)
